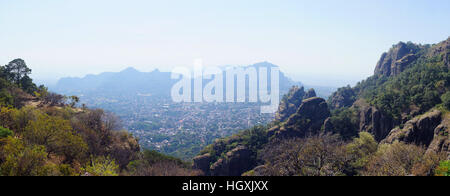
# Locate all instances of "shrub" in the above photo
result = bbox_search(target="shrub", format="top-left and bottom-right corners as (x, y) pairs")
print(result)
(259, 134), (347, 176)
(345, 132), (378, 175)
(441, 92), (450, 110)
(83, 156), (119, 176)
(0, 137), (51, 176)
(363, 141), (438, 176)
(435, 160), (450, 176)
(0, 126), (13, 138)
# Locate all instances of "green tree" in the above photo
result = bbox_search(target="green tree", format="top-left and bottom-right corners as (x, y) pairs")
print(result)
(24, 112), (88, 163)
(19, 75), (37, 94)
(435, 160), (450, 176)
(0, 137), (52, 176)
(34, 85), (49, 99)
(327, 108), (360, 140)
(68, 95), (80, 107)
(0, 89), (13, 107)
(441, 91), (450, 110)
(0, 66), (6, 79)
(0, 126), (13, 138)
(3, 59), (31, 85)
(345, 132), (378, 175)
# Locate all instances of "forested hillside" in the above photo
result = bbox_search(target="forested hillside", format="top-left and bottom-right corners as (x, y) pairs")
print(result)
(194, 38), (450, 176)
(0, 59), (200, 176)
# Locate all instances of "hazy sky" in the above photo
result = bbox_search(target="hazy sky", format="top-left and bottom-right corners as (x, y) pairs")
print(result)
(1, 0), (449, 86)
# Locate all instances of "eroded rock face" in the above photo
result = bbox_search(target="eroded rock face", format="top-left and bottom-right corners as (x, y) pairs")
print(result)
(374, 42), (421, 77)
(383, 110), (442, 146)
(269, 97), (330, 139)
(427, 124), (450, 159)
(354, 100), (395, 141)
(323, 117), (333, 133)
(328, 86), (356, 110)
(303, 88), (317, 99)
(210, 146), (254, 176)
(192, 153), (213, 175)
(382, 110), (449, 158)
(276, 86), (305, 122)
(428, 37), (450, 69)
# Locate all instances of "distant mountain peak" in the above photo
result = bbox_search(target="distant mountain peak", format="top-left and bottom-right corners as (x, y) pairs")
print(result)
(249, 61), (279, 68)
(121, 67), (140, 73)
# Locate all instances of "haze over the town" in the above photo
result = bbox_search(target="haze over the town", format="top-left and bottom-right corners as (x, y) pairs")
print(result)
(1, 0), (449, 86)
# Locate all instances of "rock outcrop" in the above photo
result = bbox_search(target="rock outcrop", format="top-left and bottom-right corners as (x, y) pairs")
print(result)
(193, 146), (256, 176)
(383, 110), (442, 146)
(427, 124), (450, 159)
(192, 153), (213, 175)
(269, 97), (330, 139)
(328, 86), (356, 110)
(210, 146), (254, 176)
(383, 110), (449, 159)
(275, 86), (305, 122)
(428, 37), (450, 69)
(374, 42), (421, 77)
(354, 100), (396, 141)
(303, 88), (317, 99)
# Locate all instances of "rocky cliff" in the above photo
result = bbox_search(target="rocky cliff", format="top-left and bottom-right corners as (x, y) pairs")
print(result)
(275, 86), (305, 122)
(194, 37), (450, 176)
(210, 146), (253, 176)
(328, 86), (357, 110)
(383, 110), (449, 159)
(353, 99), (396, 141)
(269, 97), (330, 139)
(304, 88), (317, 99)
(427, 37), (450, 69)
(374, 42), (421, 77)
(194, 96), (330, 176)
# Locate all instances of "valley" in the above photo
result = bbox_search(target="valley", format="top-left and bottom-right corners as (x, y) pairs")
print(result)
(51, 62), (333, 160)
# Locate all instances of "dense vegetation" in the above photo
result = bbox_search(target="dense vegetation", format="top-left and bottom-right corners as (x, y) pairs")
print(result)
(256, 132), (444, 176)
(362, 63), (449, 122)
(0, 59), (199, 176)
(324, 42), (450, 139)
(126, 149), (201, 176)
(196, 39), (450, 176)
(200, 125), (268, 163)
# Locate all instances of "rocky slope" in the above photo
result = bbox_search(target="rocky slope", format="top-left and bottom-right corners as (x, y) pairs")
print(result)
(193, 97), (330, 175)
(275, 86), (305, 122)
(269, 97), (330, 139)
(194, 37), (450, 176)
(374, 42), (422, 77)
(383, 110), (449, 159)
